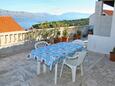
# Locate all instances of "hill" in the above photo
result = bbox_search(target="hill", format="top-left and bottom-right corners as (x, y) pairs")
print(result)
(32, 18), (89, 29)
(0, 9), (90, 29)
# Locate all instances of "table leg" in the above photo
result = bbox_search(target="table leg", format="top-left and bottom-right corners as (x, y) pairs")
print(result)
(54, 63), (58, 84)
(43, 64), (47, 73)
(37, 61), (41, 75)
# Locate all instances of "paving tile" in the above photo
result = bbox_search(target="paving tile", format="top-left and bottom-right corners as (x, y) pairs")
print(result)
(0, 51), (115, 86)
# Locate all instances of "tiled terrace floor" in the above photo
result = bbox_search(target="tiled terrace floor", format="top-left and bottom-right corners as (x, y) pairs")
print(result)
(0, 51), (115, 86)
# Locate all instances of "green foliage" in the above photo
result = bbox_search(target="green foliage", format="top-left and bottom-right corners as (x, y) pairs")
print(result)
(53, 29), (61, 38)
(77, 30), (81, 35)
(41, 30), (49, 38)
(57, 30), (61, 37)
(48, 29), (55, 37)
(62, 29), (68, 37)
(32, 18), (89, 29)
(112, 47), (115, 53)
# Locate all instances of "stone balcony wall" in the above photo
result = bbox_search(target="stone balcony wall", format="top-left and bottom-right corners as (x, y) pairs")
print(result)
(0, 26), (85, 58)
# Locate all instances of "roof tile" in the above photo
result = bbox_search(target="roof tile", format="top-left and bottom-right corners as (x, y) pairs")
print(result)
(103, 10), (113, 16)
(0, 16), (24, 32)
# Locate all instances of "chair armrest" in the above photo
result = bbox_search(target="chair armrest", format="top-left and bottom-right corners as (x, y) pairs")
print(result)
(67, 56), (78, 60)
(66, 52), (79, 60)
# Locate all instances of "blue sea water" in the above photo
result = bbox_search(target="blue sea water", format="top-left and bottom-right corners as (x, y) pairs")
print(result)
(17, 21), (37, 29)
(13, 13), (90, 30)
(14, 17), (40, 29)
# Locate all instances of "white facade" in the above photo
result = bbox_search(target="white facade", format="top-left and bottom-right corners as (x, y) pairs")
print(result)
(88, 0), (115, 54)
(89, 1), (112, 36)
(94, 15), (112, 36)
(89, 14), (95, 26)
(88, 35), (112, 54)
(110, 1), (115, 45)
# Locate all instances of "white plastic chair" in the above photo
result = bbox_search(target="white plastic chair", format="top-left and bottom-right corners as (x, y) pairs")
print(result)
(70, 39), (86, 59)
(35, 41), (49, 49)
(60, 50), (87, 82)
(72, 39), (88, 56)
(72, 39), (85, 47)
(28, 41), (49, 59)
(34, 41), (49, 74)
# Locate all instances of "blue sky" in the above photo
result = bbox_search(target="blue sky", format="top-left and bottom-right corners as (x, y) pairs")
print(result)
(0, 0), (97, 14)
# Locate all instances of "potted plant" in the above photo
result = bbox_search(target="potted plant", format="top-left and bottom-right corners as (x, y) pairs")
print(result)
(77, 30), (81, 39)
(54, 29), (61, 43)
(62, 28), (68, 42)
(73, 30), (81, 39)
(110, 47), (115, 61)
(45, 29), (54, 44)
(88, 29), (93, 35)
(41, 29), (49, 41)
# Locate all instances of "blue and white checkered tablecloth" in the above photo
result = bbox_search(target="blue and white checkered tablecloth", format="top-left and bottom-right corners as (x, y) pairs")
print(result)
(31, 42), (83, 70)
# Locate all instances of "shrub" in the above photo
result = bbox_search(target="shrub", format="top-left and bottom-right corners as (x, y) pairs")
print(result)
(62, 29), (68, 37)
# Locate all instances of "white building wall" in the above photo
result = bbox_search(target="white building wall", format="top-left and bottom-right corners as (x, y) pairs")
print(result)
(94, 15), (112, 36)
(88, 35), (113, 54)
(89, 14), (95, 26)
(110, 1), (115, 46)
(89, 1), (112, 36)
(88, 0), (115, 54)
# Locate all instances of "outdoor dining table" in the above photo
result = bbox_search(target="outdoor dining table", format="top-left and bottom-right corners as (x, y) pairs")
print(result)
(30, 42), (83, 84)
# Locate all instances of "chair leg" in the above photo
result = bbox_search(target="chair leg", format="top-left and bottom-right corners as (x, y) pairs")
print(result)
(86, 50), (88, 57)
(60, 62), (64, 77)
(80, 64), (83, 76)
(37, 61), (41, 75)
(43, 64), (47, 73)
(71, 67), (76, 82)
(54, 63), (58, 85)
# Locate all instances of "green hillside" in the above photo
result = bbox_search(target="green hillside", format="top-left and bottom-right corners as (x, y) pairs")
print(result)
(32, 18), (89, 29)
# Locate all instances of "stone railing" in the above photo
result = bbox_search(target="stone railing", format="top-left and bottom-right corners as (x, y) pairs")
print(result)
(0, 26), (85, 48)
(0, 29), (44, 48)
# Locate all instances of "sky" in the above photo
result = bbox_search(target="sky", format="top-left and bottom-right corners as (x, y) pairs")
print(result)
(0, 0), (112, 15)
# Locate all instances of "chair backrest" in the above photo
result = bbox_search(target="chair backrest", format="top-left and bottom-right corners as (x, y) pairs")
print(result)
(77, 50), (87, 66)
(83, 40), (88, 49)
(35, 41), (49, 49)
(72, 39), (85, 46)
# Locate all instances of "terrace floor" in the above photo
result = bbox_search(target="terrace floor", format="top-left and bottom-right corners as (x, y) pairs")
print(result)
(0, 51), (115, 86)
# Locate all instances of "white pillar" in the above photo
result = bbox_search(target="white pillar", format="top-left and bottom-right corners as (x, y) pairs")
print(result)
(95, 1), (103, 15)
(94, 1), (103, 35)
(0, 36), (1, 47)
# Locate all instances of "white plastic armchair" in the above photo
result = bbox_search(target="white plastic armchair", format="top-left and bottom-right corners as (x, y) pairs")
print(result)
(28, 41), (49, 60)
(35, 41), (49, 49)
(72, 39), (88, 55)
(72, 39), (85, 47)
(68, 39), (85, 60)
(34, 41), (50, 75)
(60, 50), (87, 82)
